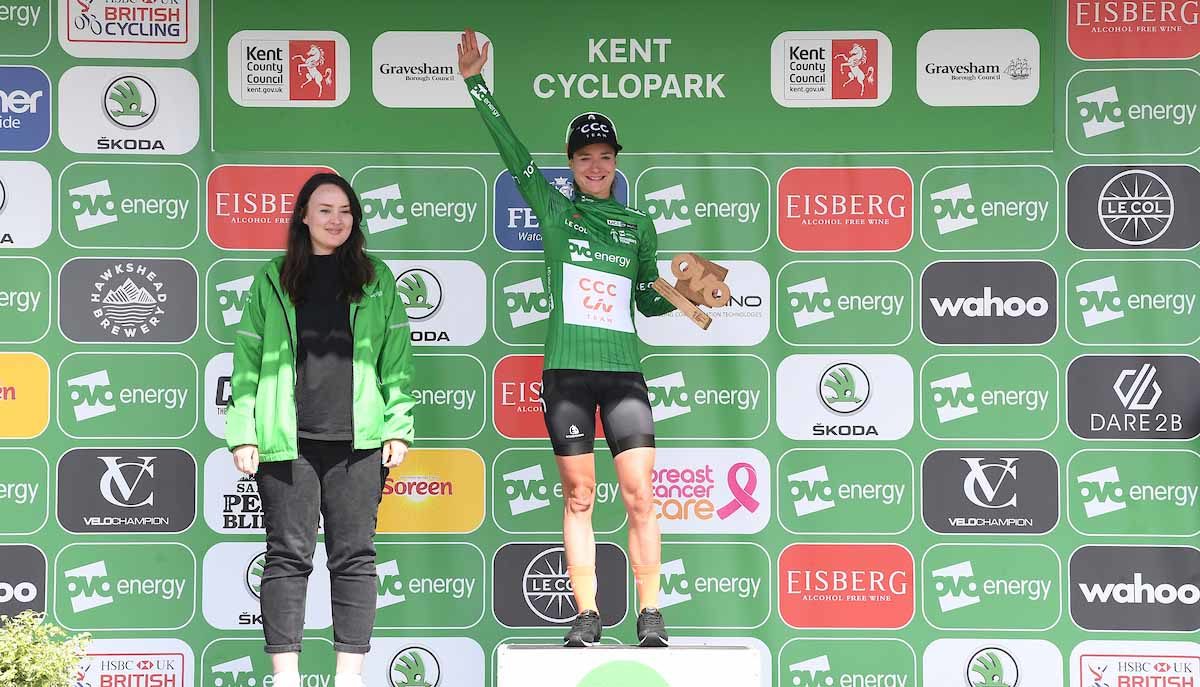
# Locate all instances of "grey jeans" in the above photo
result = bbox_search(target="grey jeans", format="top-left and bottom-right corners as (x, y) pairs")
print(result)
(254, 439), (386, 654)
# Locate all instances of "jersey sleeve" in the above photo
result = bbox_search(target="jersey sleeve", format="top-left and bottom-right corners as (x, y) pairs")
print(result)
(465, 74), (570, 229)
(633, 215), (676, 317)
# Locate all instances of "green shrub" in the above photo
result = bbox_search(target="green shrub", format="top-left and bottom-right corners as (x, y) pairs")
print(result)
(0, 611), (91, 687)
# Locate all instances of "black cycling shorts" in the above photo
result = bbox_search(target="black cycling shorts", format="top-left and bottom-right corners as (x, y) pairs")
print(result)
(541, 368), (656, 457)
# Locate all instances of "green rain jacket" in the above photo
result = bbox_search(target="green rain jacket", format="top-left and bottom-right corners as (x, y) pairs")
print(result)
(224, 255), (416, 462)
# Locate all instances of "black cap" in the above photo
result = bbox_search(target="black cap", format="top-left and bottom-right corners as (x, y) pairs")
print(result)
(565, 112), (622, 158)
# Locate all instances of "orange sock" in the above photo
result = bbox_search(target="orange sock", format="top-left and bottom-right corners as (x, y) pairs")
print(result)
(567, 565), (598, 613)
(631, 563), (661, 611)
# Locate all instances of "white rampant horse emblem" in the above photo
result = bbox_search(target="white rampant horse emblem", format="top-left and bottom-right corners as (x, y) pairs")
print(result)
(835, 43), (875, 96)
(293, 44), (334, 97)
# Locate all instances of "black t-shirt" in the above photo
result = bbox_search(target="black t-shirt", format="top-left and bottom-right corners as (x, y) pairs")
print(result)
(295, 254), (354, 440)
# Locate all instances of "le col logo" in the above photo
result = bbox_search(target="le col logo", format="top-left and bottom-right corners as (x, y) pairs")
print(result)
(0, 66), (51, 152)
(492, 543), (627, 628)
(1067, 165), (1200, 250)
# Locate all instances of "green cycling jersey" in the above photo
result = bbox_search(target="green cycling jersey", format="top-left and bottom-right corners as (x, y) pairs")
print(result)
(466, 74), (675, 372)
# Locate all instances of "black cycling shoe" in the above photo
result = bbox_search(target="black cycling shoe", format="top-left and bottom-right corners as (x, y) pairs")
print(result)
(636, 607), (669, 647)
(563, 609), (602, 647)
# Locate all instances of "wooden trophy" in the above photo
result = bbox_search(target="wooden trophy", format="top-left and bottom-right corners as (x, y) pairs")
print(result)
(651, 253), (731, 330)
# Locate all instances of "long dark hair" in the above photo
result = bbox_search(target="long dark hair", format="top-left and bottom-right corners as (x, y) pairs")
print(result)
(281, 173), (375, 304)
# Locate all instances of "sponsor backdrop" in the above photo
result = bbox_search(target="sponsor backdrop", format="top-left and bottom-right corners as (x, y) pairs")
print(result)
(0, 0), (1197, 686)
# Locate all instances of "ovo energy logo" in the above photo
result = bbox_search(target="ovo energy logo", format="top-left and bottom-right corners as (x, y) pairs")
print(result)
(1071, 450), (1200, 537)
(777, 261), (912, 346)
(923, 544), (1060, 630)
(1068, 70), (1200, 156)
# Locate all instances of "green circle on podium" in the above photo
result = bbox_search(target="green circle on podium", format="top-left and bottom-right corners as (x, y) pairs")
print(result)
(577, 660), (669, 687)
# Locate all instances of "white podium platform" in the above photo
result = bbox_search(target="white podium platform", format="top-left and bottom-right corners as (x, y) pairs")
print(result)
(497, 644), (761, 687)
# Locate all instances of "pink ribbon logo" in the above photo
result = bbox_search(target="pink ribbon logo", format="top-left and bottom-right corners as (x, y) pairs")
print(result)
(717, 462), (759, 519)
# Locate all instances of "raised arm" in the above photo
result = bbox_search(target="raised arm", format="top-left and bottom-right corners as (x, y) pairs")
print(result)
(458, 28), (569, 224)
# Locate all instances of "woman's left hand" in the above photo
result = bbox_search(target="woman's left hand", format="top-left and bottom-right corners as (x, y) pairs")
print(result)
(382, 439), (408, 468)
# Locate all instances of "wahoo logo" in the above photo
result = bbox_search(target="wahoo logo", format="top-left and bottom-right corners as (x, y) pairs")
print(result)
(659, 558), (692, 608)
(930, 183), (977, 235)
(1077, 86), (1126, 138)
(67, 370), (116, 422)
(1077, 466), (1126, 518)
(930, 372), (978, 423)
(503, 276), (551, 329)
(210, 657), (256, 687)
(931, 560), (980, 612)
(1115, 364), (1161, 411)
(643, 184), (690, 234)
(361, 184), (407, 234)
(502, 464), (552, 516)
(927, 287), (1050, 319)
(788, 465), (836, 516)
(68, 180), (117, 232)
(97, 455), (156, 509)
(789, 655), (834, 687)
(63, 561), (113, 613)
(1077, 276), (1125, 327)
(215, 276), (254, 327)
(787, 277), (835, 328)
(646, 371), (691, 421)
(376, 559), (407, 609)
(1077, 573), (1200, 605)
(568, 238), (592, 263)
